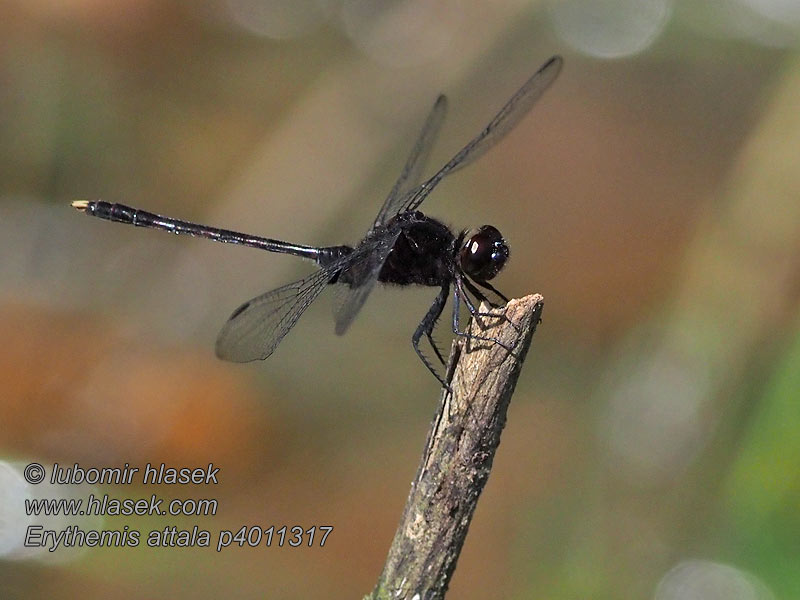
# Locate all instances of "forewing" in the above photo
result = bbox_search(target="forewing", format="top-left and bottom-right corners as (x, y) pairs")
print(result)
(215, 264), (340, 362)
(403, 56), (563, 214)
(332, 231), (400, 335)
(336, 95), (446, 328)
(374, 95), (448, 227)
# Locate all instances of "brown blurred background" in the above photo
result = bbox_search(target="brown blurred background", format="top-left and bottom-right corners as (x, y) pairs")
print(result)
(1, 0), (799, 598)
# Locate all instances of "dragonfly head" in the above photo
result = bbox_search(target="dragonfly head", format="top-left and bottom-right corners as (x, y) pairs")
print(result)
(457, 225), (509, 282)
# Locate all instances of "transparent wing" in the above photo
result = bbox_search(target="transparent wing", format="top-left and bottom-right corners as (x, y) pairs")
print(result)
(373, 95), (448, 228)
(215, 256), (355, 362)
(329, 95), (447, 332)
(332, 231), (400, 335)
(403, 55), (563, 214)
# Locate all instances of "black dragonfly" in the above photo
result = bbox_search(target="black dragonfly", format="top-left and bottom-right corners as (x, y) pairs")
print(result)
(73, 56), (562, 387)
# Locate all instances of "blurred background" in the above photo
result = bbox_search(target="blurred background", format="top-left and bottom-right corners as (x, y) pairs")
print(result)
(1, 0), (799, 598)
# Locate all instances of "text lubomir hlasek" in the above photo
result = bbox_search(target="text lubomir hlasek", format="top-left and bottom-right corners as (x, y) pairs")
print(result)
(49, 463), (219, 485)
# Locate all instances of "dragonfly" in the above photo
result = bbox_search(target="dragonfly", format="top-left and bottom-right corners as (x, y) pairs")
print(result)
(73, 56), (562, 387)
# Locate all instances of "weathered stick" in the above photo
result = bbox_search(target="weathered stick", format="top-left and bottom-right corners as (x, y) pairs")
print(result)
(367, 293), (544, 600)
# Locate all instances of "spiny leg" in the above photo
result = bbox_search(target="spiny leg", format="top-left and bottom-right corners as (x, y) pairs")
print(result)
(457, 277), (503, 328)
(412, 284), (450, 387)
(461, 276), (519, 332)
(452, 277), (513, 353)
(474, 279), (509, 304)
(427, 329), (447, 366)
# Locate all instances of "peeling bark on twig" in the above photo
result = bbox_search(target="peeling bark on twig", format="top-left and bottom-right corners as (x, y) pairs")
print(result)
(367, 294), (544, 600)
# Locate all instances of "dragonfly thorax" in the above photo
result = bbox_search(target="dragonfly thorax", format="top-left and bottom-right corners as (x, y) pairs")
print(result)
(377, 212), (456, 287)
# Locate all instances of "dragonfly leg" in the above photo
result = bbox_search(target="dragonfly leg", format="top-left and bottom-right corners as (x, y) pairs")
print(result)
(427, 329), (447, 366)
(412, 284), (450, 387)
(461, 277), (519, 332)
(452, 277), (513, 353)
(473, 279), (510, 304)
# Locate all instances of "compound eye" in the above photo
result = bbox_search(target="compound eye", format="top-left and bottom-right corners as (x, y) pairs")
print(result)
(458, 225), (509, 281)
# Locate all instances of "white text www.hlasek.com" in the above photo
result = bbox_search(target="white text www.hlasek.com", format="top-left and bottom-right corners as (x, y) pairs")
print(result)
(25, 494), (218, 517)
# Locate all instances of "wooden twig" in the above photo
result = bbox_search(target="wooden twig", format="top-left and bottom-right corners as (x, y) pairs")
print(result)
(367, 293), (544, 600)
